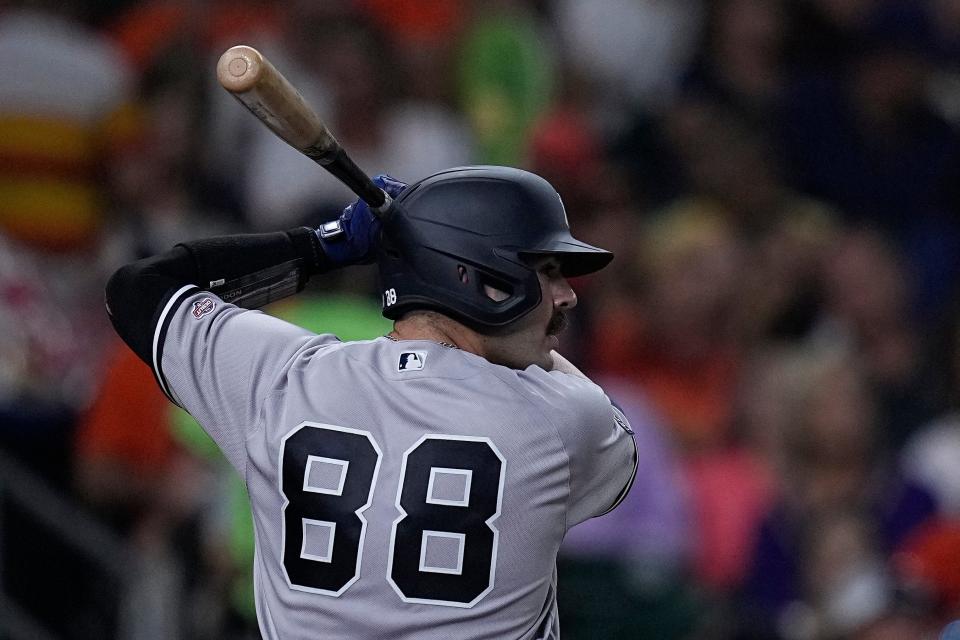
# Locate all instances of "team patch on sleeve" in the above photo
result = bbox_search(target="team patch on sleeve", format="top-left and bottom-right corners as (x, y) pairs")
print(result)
(192, 297), (216, 319)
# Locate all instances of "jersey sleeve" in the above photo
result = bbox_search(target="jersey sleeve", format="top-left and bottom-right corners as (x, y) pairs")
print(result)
(519, 368), (638, 528)
(154, 286), (337, 474)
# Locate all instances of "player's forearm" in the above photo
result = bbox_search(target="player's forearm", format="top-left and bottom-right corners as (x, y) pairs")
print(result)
(105, 227), (324, 364)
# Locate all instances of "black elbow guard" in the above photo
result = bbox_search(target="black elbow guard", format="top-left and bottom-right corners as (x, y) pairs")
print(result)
(177, 227), (328, 309)
(105, 245), (198, 363)
(177, 227), (327, 287)
(105, 227), (327, 365)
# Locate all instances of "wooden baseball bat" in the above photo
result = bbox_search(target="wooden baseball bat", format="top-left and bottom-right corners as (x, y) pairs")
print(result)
(216, 44), (391, 214)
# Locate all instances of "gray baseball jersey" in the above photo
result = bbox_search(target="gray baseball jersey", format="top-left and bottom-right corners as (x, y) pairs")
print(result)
(153, 287), (637, 640)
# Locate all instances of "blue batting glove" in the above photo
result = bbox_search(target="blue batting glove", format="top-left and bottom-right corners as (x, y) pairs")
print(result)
(316, 174), (407, 267)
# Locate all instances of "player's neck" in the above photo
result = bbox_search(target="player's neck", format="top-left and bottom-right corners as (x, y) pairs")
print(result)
(390, 311), (484, 356)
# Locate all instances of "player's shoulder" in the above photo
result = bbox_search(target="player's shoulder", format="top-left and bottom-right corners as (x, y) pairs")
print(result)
(321, 337), (489, 381)
(517, 363), (607, 399)
(490, 363), (613, 425)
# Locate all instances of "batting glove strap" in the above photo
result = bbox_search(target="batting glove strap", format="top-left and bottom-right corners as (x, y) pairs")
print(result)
(316, 219), (345, 240)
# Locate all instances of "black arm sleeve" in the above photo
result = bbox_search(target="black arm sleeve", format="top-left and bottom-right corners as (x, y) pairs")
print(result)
(105, 227), (326, 364)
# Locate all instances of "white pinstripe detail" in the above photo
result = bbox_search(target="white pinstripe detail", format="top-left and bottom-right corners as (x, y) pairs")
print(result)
(152, 284), (197, 404)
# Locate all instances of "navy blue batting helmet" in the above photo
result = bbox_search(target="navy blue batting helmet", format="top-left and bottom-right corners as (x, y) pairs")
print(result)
(377, 166), (612, 331)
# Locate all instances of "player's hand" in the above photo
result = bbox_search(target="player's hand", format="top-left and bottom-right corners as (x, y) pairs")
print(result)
(549, 350), (590, 379)
(315, 174), (407, 267)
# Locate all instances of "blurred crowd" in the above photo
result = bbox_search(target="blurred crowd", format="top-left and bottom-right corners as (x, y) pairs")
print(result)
(1, 0), (960, 638)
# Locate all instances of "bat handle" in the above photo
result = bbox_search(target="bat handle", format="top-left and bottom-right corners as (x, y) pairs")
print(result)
(320, 148), (392, 217)
(373, 192), (393, 218)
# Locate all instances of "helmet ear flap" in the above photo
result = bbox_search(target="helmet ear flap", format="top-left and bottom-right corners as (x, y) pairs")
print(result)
(476, 272), (514, 303)
(379, 245), (541, 330)
(454, 263), (516, 305)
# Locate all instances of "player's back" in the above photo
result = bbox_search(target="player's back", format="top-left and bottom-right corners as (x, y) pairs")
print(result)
(243, 336), (625, 639)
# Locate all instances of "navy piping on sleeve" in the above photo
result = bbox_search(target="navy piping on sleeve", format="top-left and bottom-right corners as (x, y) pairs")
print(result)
(152, 284), (199, 406)
(597, 408), (639, 517)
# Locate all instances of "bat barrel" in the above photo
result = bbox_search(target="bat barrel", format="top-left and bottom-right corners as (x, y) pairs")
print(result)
(217, 44), (338, 153)
(217, 44), (391, 216)
(217, 45), (264, 94)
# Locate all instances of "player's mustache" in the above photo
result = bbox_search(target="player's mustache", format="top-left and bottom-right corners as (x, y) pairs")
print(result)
(547, 311), (567, 336)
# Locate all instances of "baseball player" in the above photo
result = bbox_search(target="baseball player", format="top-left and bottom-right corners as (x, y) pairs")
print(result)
(106, 166), (637, 639)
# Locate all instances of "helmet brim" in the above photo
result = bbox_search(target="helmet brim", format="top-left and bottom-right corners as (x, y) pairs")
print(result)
(513, 236), (614, 277)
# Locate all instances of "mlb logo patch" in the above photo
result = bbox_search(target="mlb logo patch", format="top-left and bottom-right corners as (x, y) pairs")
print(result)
(398, 351), (427, 372)
(192, 297), (216, 319)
